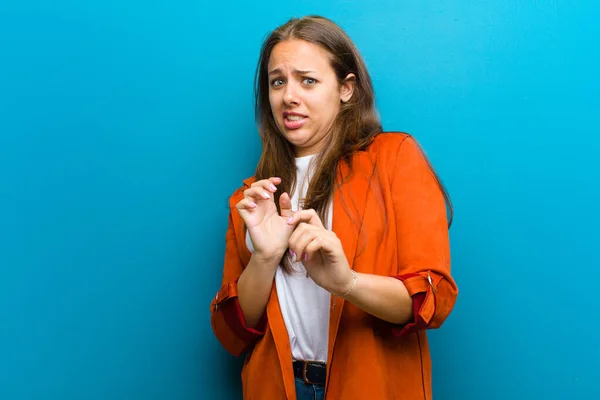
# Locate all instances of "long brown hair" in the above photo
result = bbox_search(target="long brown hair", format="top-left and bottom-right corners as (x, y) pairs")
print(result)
(253, 16), (453, 269)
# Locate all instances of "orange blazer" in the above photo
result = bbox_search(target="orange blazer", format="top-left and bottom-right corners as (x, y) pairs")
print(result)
(211, 132), (458, 399)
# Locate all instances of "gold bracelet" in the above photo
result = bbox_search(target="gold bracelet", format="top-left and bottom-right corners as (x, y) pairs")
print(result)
(341, 270), (357, 298)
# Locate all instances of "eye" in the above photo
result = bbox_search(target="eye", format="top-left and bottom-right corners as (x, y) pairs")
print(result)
(302, 78), (317, 85)
(270, 78), (284, 87)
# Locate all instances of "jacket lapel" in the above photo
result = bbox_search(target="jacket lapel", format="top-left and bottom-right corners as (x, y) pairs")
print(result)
(266, 286), (296, 399)
(232, 177), (295, 399)
(326, 151), (375, 385)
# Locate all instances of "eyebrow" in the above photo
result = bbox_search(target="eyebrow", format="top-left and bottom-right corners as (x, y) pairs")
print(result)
(268, 68), (316, 76)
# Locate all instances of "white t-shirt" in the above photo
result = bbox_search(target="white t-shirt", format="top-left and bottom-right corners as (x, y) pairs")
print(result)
(245, 154), (331, 362)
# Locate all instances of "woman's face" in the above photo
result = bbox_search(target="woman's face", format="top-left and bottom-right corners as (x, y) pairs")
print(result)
(267, 39), (354, 157)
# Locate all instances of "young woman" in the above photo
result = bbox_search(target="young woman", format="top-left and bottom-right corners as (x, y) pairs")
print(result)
(211, 15), (458, 400)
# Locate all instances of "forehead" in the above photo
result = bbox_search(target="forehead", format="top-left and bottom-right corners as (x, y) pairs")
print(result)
(268, 39), (333, 73)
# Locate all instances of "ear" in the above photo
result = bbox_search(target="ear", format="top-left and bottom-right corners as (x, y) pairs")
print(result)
(340, 73), (356, 103)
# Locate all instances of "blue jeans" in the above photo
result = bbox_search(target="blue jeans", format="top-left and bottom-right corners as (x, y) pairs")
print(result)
(295, 377), (325, 400)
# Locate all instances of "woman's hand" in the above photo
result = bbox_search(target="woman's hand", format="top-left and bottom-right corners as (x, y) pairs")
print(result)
(235, 177), (294, 264)
(286, 209), (354, 295)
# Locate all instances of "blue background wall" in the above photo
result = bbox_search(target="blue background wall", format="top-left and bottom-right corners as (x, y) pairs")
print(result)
(1, 1), (598, 399)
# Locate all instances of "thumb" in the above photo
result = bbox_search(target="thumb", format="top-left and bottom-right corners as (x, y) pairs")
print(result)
(279, 192), (293, 219)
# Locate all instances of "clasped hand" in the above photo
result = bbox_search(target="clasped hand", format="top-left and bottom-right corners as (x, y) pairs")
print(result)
(235, 177), (354, 296)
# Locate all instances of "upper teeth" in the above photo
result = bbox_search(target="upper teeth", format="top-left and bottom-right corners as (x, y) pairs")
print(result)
(287, 115), (303, 121)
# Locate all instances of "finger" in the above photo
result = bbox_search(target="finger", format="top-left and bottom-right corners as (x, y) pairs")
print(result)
(244, 186), (274, 202)
(287, 209), (325, 229)
(288, 219), (322, 248)
(311, 232), (341, 256)
(289, 224), (319, 262)
(246, 178), (282, 202)
(235, 198), (258, 211)
(279, 192), (293, 218)
(303, 237), (324, 262)
(288, 221), (310, 246)
(250, 177), (281, 193)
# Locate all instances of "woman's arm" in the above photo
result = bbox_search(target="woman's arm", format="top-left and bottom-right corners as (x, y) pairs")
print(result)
(341, 273), (413, 324)
(237, 254), (279, 328)
(335, 135), (457, 334)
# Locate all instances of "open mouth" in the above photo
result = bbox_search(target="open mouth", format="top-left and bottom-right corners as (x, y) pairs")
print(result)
(283, 114), (307, 130)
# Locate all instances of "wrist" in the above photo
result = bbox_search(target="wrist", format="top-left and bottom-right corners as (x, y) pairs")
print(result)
(333, 270), (358, 298)
(250, 252), (283, 269)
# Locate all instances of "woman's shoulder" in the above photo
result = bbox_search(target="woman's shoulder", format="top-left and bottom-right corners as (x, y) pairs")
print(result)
(368, 131), (417, 157)
(366, 132), (433, 173)
(371, 131), (414, 146)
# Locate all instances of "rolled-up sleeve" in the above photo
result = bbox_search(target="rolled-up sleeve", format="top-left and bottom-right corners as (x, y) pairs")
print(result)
(387, 136), (458, 337)
(210, 212), (267, 356)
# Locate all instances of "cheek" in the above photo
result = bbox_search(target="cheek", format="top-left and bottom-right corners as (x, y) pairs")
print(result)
(315, 97), (340, 124)
(268, 92), (280, 113)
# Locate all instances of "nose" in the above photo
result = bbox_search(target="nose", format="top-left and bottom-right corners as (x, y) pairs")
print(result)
(283, 81), (300, 106)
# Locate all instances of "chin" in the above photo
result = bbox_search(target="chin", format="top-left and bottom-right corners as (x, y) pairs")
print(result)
(279, 126), (309, 140)
(284, 130), (311, 144)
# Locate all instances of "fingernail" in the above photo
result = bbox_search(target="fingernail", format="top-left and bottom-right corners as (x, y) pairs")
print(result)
(262, 191), (270, 199)
(303, 254), (308, 261)
(269, 184), (277, 191)
(287, 217), (293, 224)
(250, 202), (257, 208)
